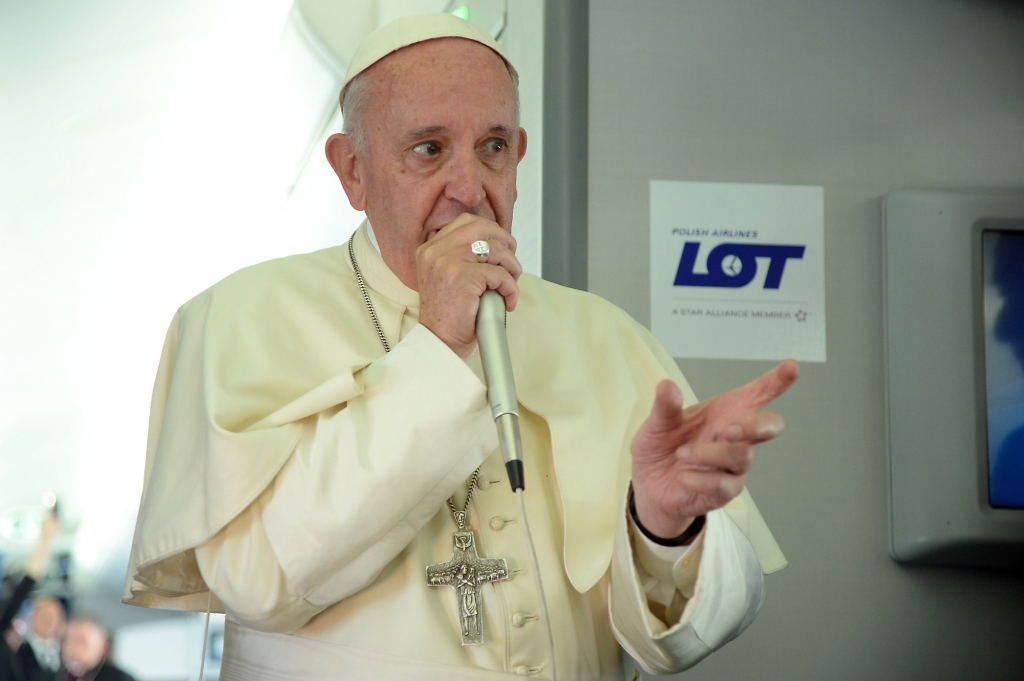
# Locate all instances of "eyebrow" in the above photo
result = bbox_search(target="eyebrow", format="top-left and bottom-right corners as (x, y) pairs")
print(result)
(487, 124), (515, 139)
(400, 124), (516, 144)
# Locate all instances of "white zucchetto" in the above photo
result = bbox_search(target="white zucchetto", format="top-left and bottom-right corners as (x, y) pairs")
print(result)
(339, 12), (518, 109)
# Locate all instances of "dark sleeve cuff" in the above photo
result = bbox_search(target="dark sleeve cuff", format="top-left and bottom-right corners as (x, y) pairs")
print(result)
(628, 488), (706, 547)
(0, 575), (37, 632)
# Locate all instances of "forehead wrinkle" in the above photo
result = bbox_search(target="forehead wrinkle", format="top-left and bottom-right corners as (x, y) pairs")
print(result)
(401, 125), (448, 143)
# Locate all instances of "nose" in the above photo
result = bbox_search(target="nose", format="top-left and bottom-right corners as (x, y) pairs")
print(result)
(443, 148), (486, 208)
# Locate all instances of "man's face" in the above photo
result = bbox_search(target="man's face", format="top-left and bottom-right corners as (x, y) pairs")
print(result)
(331, 37), (526, 289)
(30, 599), (64, 640)
(61, 621), (106, 674)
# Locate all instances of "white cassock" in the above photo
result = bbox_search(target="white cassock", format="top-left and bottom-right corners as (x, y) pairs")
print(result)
(123, 223), (787, 680)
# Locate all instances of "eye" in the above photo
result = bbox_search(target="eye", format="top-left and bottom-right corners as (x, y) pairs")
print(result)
(413, 141), (441, 157)
(483, 138), (506, 154)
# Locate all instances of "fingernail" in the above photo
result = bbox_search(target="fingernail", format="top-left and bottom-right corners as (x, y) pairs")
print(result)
(723, 424), (743, 441)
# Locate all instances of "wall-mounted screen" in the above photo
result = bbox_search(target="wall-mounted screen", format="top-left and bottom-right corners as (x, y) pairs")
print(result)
(884, 191), (1024, 568)
(983, 229), (1024, 509)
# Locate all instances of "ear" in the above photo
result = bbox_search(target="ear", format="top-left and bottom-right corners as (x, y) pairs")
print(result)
(517, 127), (528, 163)
(325, 133), (368, 211)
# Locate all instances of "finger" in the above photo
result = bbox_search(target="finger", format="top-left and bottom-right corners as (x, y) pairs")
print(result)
(473, 241), (522, 281)
(676, 468), (748, 506)
(721, 359), (800, 414)
(484, 226), (517, 254)
(416, 230), (518, 286)
(433, 212), (479, 236)
(479, 263), (519, 311)
(434, 215), (517, 253)
(678, 441), (755, 476)
(719, 410), (786, 444)
(647, 380), (685, 434)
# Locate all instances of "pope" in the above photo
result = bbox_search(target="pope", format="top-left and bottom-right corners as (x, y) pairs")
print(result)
(124, 13), (797, 681)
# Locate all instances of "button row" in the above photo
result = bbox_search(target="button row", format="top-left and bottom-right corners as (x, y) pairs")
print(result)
(478, 468), (537, 677)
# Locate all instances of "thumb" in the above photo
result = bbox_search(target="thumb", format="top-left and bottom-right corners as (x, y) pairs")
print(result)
(646, 379), (685, 434)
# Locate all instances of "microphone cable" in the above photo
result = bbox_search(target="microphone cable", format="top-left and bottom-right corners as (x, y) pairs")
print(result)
(199, 590), (212, 681)
(515, 488), (558, 681)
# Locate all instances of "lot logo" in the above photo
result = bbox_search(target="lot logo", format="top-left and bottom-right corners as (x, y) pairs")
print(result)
(674, 241), (805, 289)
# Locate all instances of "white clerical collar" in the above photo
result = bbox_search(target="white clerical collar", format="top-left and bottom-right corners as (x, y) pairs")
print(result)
(350, 220), (420, 309)
(365, 218), (382, 255)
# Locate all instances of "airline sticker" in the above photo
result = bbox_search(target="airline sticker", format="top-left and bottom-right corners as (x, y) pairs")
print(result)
(650, 181), (826, 362)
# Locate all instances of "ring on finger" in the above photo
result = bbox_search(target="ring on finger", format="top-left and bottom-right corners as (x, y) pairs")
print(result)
(471, 240), (490, 263)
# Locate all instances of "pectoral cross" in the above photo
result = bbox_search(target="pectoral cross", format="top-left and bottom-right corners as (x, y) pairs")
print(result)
(426, 511), (510, 645)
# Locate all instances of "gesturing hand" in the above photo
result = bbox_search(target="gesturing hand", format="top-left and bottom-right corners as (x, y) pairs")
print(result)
(630, 360), (799, 540)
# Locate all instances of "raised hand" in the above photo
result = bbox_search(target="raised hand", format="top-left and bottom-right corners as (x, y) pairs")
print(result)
(26, 512), (60, 580)
(631, 360), (799, 539)
(417, 213), (522, 359)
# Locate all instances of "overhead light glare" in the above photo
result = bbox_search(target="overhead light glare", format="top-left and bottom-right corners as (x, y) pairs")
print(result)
(0, 508), (42, 542)
(452, 6), (470, 21)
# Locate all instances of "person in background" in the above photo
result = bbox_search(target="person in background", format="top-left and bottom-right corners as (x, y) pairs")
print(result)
(43, 618), (134, 681)
(0, 514), (58, 681)
(15, 598), (65, 681)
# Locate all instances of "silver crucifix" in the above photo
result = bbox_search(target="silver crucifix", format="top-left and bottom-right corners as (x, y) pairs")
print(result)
(426, 511), (510, 645)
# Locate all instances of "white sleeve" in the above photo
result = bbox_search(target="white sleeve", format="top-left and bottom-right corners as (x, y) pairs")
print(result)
(194, 324), (496, 633)
(628, 513), (702, 612)
(609, 502), (764, 674)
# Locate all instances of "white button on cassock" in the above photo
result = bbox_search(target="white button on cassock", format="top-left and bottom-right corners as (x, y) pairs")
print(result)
(489, 516), (506, 531)
(513, 665), (530, 676)
(511, 612), (526, 627)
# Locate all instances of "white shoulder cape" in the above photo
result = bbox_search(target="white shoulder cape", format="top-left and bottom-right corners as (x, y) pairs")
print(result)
(124, 233), (786, 611)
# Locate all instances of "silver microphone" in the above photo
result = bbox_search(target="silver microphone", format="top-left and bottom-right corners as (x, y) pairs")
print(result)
(476, 289), (524, 491)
